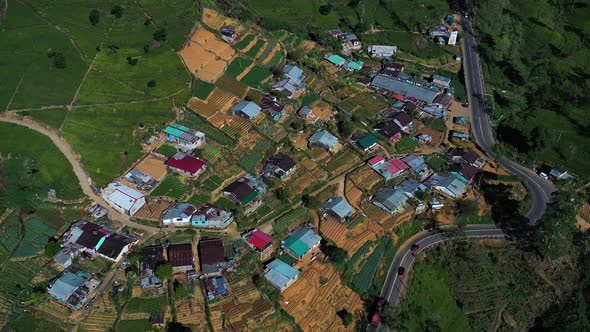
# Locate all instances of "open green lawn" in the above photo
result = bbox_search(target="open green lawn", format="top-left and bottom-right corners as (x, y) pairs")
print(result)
(150, 175), (192, 200)
(137, 0), (200, 50)
(116, 319), (154, 332)
(12, 312), (66, 332)
(226, 57), (253, 78)
(396, 136), (419, 152)
(242, 0), (341, 30)
(23, 108), (69, 129)
(61, 100), (172, 187)
(240, 66), (272, 88)
(0, 122), (83, 200)
(155, 144), (177, 158)
(192, 77), (215, 99)
(0, 1), (89, 110)
(125, 296), (167, 313)
(394, 258), (472, 332)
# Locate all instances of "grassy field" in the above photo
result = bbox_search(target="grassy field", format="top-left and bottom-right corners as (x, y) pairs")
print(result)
(192, 77), (216, 99)
(125, 296), (167, 313)
(150, 175), (192, 199)
(12, 312), (66, 332)
(116, 319), (153, 332)
(245, 39), (265, 58)
(137, 0), (200, 50)
(242, 0), (341, 30)
(394, 257), (472, 332)
(396, 136), (418, 152)
(240, 66), (272, 88)
(181, 114), (234, 146)
(155, 144), (177, 158)
(61, 101), (173, 187)
(226, 57), (253, 78)
(0, 123), (83, 200)
(23, 109), (69, 129)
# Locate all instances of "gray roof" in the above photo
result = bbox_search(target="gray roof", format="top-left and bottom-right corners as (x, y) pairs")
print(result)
(371, 75), (439, 103)
(162, 202), (195, 221)
(264, 259), (299, 290)
(373, 188), (409, 212)
(49, 271), (91, 304)
(309, 129), (338, 149)
(232, 101), (261, 119)
(323, 196), (354, 219)
(288, 226), (322, 249)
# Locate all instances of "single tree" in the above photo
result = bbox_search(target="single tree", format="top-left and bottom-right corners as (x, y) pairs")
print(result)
(89, 9), (100, 25)
(534, 190), (579, 260)
(319, 4), (333, 15)
(111, 5), (123, 18)
(44, 240), (61, 258)
(147, 80), (157, 88)
(302, 194), (320, 209)
(336, 309), (353, 326)
(153, 28), (167, 42)
(155, 263), (173, 281)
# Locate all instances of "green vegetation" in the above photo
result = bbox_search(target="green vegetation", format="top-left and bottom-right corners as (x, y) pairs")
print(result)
(475, 0), (590, 176)
(245, 39), (265, 58)
(61, 101), (172, 187)
(125, 296), (167, 313)
(273, 207), (308, 233)
(181, 114), (234, 146)
(301, 92), (321, 106)
(116, 319), (153, 332)
(14, 219), (56, 258)
(226, 57), (254, 78)
(424, 154), (447, 172)
(192, 77), (216, 99)
(533, 190), (578, 260)
(24, 109), (69, 129)
(155, 144), (177, 158)
(395, 136), (418, 152)
(423, 117), (446, 132)
(235, 34), (255, 50)
(0, 123), (83, 205)
(352, 243), (385, 293)
(137, 0), (200, 49)
(150, 176), (191, 199)
(12, 312), (65, 332)
(240, 66), (272, 88)
(387, 256), (471, 332)
(200, 175), (224, 192)
(214, 197), (237, 211)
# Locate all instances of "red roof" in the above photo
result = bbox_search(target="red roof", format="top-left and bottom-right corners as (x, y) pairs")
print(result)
(247, 229), (273, 251)
(392, 93), (404, 101)
(165, 154), (205, 175)
(387, 158), (409, 173)
(368, 156), (385, 166)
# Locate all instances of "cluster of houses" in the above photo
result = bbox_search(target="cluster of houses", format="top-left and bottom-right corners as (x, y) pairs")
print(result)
(365, 147), (486, 216)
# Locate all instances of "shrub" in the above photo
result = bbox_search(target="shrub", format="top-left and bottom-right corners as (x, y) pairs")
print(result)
(153, 28), (167, 42)
(89, 9), (100, 25)
(110, 5), (123, 18)
(319, 4), (333, 15)
(147, 80), (156, 88)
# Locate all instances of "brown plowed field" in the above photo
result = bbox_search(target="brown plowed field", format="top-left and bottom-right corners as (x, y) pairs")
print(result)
(135, 154), (168, 181)
(281, 259), (363, 331)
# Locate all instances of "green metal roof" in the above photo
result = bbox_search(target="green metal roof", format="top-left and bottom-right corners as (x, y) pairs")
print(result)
(164, 123), (191, 137)
(240, 191), (259, 205)
(325, 54), (346, 65)
(347, 60), (364, 70)
(358, 134), (377, 149)
(283, 237), (308, 257)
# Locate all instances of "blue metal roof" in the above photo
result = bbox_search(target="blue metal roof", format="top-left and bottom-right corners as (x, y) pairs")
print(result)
(309, 129), (338, 148)
(232, 101), (261, 119)
(433, 74), (451, 83)
(323, 196), (354, 219)
(371, 75), (438, 103)
(265, 259), (300, 290)
(283, 65), (303, 82)
(374, 188), (408, 212)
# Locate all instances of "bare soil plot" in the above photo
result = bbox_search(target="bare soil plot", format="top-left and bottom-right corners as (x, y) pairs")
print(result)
(135, 154), (168, 181)
(186, 88), (237, 118)
(180, 27), (236, 82)
(349, 167), (382, 192)
(79, 294), (118, 332)
(312, 100), (333, 121)
(345, 179), (363, 208)
(281, 259), (364, 331)
(134, 200), (173, 221)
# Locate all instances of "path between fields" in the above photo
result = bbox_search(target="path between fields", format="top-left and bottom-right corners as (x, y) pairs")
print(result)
(0, 115), (159, 235)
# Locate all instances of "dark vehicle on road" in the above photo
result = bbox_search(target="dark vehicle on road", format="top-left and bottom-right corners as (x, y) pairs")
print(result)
(398, 266), (405, 277)
(411, 244), (420, 252)
(371, 297), (388, 326)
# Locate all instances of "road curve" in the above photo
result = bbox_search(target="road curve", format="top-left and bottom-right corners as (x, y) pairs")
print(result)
(372, 225), (505, 331)
(461, 17), (555, 224)
(0, 115), (158, 234)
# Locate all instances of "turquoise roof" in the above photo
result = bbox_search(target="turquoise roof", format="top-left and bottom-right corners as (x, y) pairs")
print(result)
(325, 54), (346, 65)
(347, 60), (364, 70)
(268, 259), (299, 279)
(283, 237), (308, 257)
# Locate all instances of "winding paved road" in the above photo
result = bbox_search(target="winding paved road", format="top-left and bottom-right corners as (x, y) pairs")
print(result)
(0, 115), (158, 234)
(461, 17), (555, 224)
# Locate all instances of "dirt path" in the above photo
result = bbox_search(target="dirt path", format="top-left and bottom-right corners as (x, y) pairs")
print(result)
(0, 0), (8, 24)
(4, 67), (27, 111)
(0, 115), (158, 234)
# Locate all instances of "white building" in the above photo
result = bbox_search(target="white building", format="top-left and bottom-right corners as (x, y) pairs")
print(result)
(367, 45), (397, 58)
(102, 182), (146, 216)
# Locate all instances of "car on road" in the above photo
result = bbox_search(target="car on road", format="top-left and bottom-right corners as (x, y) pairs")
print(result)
(398, 266), (405, 277)
(411, 244), (420, 252)
(371, 297), (388, 326)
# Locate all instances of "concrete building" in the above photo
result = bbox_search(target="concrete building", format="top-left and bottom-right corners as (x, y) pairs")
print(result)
(264, 259), (300, 292)
(102, 182), (146, 216)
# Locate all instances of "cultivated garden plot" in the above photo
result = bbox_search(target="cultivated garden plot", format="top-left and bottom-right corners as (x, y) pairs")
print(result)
(180, 28), (236, 81)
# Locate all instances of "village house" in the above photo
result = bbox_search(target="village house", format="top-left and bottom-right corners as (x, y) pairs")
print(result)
(429, 24), (451, 44)
(371, 75), (439, 104)
(264, 259), (300, 292)
(140, 245), (165, 288)
(198, 237), (228, 277)
(48, 269), (99, 309)
(432, 74), (452, 88)
(401, 154), (433, 181)
(375, 121), (402, 141)
(150, 312), (166, 328)
(223, 174), (267, 206)
(448, 163), (479, 184)
(231, 101), (262, 120)
(261, 154), (296, 180)
(422, 105), (448, 118)
(297, 105), (318, 123)
(426, 173), (468, 198)
(168, 243), (195, 272)
(372, 187), (410, 214)
(243, 229), (274, 260)
(161, 202), (197, 226)
(282, 225), (322, 261)
(382, 62), (404, 77)
(451, 131), (470, 141)
(124, 168), (157, 192)
(324, 54), (347, 68)
(453, 117), (468, 125)
(205, 276), (228, 300)
(391, 112), (414, 132)
(398, 179), (428, 198)
(368, 156), (410, 181)
(220, 25), (237, 44)
(308, 129), (339, 152)
(272, 64), (306, 98)
(102, 182), (146, 216)
(260, 95), (285, 121)
(97, 233), (138, 262)
(163, 123), (206, 151)
(448, 147), (486, 169)
(322, 196), (354, 221)
(549, 165), (573, 180)
(192, 204), (234, 228)
(165, 152), (206, 178)
(432, 93), (453, 109)
(354, 133), (378, 152)
(368, 45), (397, 58)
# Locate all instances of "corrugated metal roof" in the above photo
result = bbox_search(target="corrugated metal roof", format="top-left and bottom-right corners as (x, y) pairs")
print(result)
(268, 259), (299, 279)
(323, 196), (353, 219)
(371, 75), (438, 103)
(325, 54), (346, 65)
(309, 129), (338, 148)
(232, 101), (261, 119)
